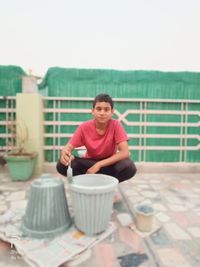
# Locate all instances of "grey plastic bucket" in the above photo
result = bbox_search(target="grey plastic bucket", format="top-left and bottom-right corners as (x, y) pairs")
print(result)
(69, 174), (119, 236)
(22, 174), (72, 239)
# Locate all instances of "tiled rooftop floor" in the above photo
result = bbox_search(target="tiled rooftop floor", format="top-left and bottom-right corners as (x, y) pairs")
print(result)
(0, 163), (200, 267)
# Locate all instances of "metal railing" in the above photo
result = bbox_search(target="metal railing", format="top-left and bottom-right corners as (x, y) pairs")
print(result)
(0, 96), (16, 152)
(43, 97), (200, 162)
(0, 96), (199, 162)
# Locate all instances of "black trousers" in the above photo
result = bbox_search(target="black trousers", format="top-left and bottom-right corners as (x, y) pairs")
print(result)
(56, 157), (137, 183)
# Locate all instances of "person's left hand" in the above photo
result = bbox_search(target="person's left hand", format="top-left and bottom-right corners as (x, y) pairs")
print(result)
(86, 163), (101, 174)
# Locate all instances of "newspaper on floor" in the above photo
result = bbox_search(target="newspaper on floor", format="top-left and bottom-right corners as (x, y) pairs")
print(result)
(0, 209), (116, 267)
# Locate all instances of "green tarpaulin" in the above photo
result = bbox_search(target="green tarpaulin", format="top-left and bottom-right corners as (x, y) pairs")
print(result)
(0, 65), (26, 96)
(39, 67), (200, 99)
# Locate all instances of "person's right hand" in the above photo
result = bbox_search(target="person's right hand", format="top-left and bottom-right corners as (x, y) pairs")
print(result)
(60, 147), (71, 166)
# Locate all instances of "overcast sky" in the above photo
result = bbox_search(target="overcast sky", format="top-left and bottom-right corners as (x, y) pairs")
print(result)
(0, 0), (200, 77)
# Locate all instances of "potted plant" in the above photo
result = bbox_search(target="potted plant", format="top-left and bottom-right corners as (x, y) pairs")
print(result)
(4, 118), (37, 181)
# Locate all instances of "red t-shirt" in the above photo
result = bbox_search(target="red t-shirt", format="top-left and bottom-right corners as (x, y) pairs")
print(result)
(69, 119), (128, 159)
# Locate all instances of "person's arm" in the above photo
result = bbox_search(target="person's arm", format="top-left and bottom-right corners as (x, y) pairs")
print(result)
(60, 123), (84, 166)
(60, 142), (74, 166)
(86, 140), (130, 174)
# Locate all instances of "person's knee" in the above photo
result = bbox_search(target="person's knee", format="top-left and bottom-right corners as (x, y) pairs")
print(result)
(123, 164), (137, 180)
(113, 159), (137, 180)
(56, 160), (67, 176)
(130, 161), (137, 177)
(114, 159), (135, 172)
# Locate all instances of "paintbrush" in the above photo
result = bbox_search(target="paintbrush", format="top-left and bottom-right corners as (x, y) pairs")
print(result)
(67, 156), (73, 183)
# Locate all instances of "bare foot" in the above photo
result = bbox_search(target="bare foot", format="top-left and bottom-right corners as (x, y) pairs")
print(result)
(113, 191), (122, 203)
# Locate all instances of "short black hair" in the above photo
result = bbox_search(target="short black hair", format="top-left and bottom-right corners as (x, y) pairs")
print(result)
(92, 94), (114, 109)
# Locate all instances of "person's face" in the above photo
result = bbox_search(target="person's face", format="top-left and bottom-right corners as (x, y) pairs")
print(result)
(92, 101), (114, 124)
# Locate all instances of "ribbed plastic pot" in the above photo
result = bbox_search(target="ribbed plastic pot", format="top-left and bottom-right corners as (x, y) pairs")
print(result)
(22, 175), (72, 239)
(69, 174), (119, 236)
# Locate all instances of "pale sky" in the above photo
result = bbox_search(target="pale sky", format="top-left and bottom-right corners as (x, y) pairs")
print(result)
(0, 0), (200, 77)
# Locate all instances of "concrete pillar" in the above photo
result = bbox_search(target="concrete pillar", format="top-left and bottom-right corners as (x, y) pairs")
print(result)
(22, 76), (38, 93)
(16, 93), (44, 174)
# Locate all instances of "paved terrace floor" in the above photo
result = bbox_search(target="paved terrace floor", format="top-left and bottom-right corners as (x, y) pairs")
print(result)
(0, 163), (200, 267)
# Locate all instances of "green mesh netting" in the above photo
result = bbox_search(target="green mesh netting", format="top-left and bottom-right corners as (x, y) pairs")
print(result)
(0, 65), (26, 96)
(39, 67), (200, 99)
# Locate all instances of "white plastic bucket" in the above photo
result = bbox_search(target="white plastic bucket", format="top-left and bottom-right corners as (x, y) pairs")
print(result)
(135, 204), (155, 232)
(69, 174), (118, 235)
